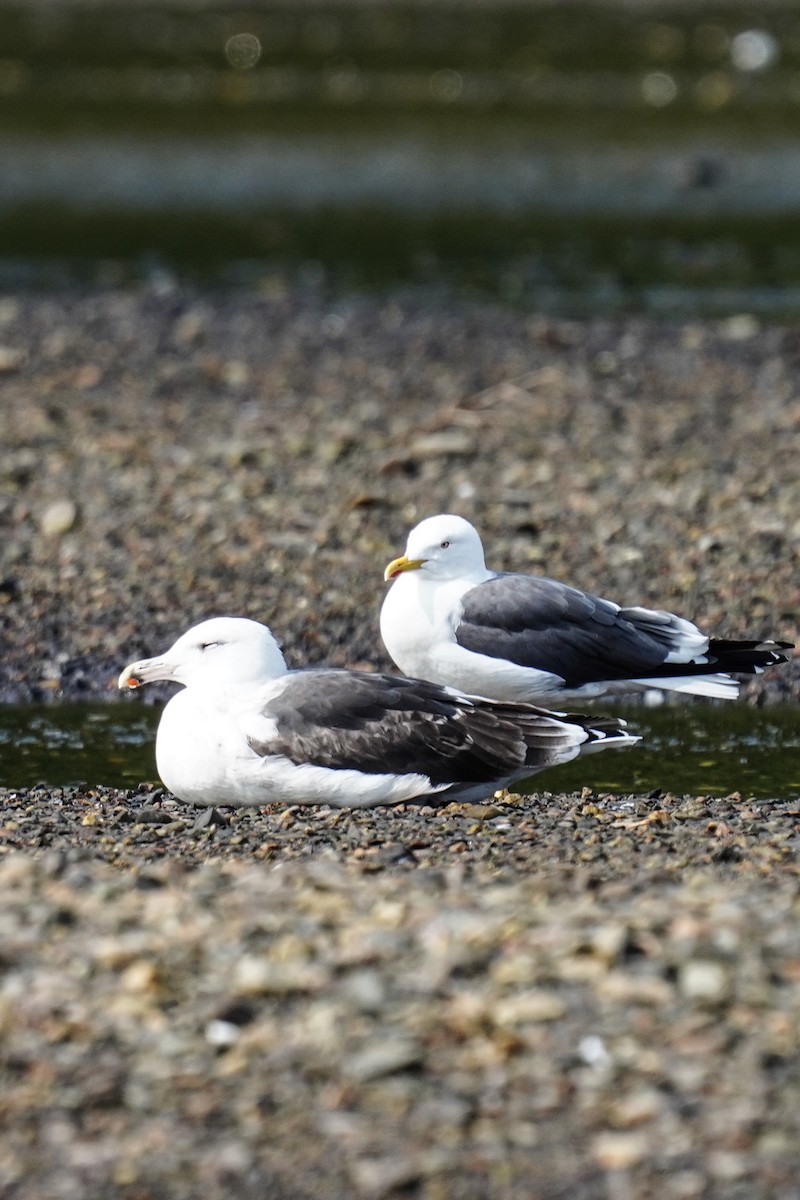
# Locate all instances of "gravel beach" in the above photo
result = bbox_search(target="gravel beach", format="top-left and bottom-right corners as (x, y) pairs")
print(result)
(1, 280), (799, 1198)
(2, 783), (800, 1199)
(0, 282), (797, 701)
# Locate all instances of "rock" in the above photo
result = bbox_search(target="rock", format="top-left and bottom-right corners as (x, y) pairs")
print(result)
(40, 499), (78, 537)
(205, 1019), (241, 1047)
(233, 954), (328, 995)
(340, 969), (386, 1013)
(592, 1131), (650, 1169)
(0, 345), (23, 372)
(344, 1038), (424, 1081)
(493, 990), (567, 1024)
(597, 971), (675, 1005)
(610, 1087), (665, 1127)
(678, 959), (731, 1003)
(349, 1151), (451, 1199)
(192, 807), (229, 831)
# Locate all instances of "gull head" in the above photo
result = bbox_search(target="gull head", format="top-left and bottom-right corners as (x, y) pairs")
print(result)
(384, 514), (487, 583)
(118, 617), (288, 692)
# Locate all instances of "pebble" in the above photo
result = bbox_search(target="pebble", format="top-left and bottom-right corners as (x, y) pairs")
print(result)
(610, 1087), (665, 1127)
(39, 499), (78, 537)
(493, 989), (567, 1024)
(0, 344), (23, 372)
(678, 959), (731, 1003)
(592, 1130), (650, 1169)
(349, 1151), (449, 1199)
(344, 1038), (424, 1081)
(233, 953), (328, 995)
(205, 1019), (241, 1047)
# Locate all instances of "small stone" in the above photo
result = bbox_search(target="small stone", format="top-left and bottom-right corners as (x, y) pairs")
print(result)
(233, 954), (326, 995)
(0, 345), (23, 372)
(112, 1162), (139, 1187)
(461, 803), (503, 820)
(40, 499), (77, 537)
(494, 990), (566, 1024)
(721, 314), (758, 341)
(593, 350), (617, 374)
(119, 959), (158, 993)
(707, 1150), (749, 1180)
(598, 971), (675, 1005)
(678, 959), (730, 1003)
(610, 1087), (665, 1127)
(205, 1019), (240, 1047)
(74, 363), (102, 389)
(135, 807), (171, 825)
(592, 1131), (649, 1170)
(40, 849), (68, 878)
(345, 1038), (423, 1081)
(350, 1152), (448, 1199)
(174, 308), (206, 344)
(408, 431), (476, 459)
(192, 807), (230, 831)
(221, 359), (249, 388)
(578, 1035), (612, 1067)
(341, 968), (386, 1013)
(590, 922), (628, 962)
(375, 842), (417, 866)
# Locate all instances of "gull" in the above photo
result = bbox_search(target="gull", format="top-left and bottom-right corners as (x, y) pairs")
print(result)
(118, 616), (638, 808)
(381, 514), (792, 704)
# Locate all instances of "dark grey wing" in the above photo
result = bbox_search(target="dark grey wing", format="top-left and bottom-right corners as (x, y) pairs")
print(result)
(250, 670), (529, 784)
(456, 574), (678, 685)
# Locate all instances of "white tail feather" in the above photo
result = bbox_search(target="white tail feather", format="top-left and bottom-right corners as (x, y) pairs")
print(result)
(630, 674), (739, 700)
(580, 733), (641, 756)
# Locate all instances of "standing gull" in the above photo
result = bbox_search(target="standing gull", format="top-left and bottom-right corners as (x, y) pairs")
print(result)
(118, 616), (638, 809)
(381, 514), (792, 704)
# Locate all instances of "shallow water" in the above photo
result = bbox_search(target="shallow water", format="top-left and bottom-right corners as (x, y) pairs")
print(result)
(2, 2), (800, 314)
(1, 701), (798, 801)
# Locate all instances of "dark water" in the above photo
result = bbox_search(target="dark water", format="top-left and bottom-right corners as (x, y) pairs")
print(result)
(2, 2), (800, 313)
(1, 702), (798, 800)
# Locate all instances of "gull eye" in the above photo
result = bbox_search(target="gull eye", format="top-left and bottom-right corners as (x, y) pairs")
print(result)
(440, 540), (450, 549)
(199, 641), (220, 651)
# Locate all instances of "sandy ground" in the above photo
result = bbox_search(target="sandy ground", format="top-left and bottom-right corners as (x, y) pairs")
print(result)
(0, 279), (799, 1198)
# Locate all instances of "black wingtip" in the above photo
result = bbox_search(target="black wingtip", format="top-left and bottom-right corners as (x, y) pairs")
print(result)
(706, 639), (795, 674)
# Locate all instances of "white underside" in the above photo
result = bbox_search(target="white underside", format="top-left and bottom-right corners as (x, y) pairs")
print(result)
(152, 677), (639, 809)
(380, 571), (740, 703)
(155, 685), (458, 808)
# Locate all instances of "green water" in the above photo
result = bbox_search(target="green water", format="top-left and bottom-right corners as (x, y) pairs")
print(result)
(0, 702), (798, 800)
(2, 2), (800, 313)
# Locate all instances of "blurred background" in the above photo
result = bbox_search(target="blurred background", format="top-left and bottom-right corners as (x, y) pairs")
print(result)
(2, 0), (800, 314)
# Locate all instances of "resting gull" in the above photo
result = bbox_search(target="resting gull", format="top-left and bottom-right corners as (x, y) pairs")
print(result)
(118, 616), (638, 808)
(381, 514), (792, 704)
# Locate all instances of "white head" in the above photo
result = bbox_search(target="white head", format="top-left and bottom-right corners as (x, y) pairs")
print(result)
(118, 617), (288, 693)
(384, 514), (487, 583)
